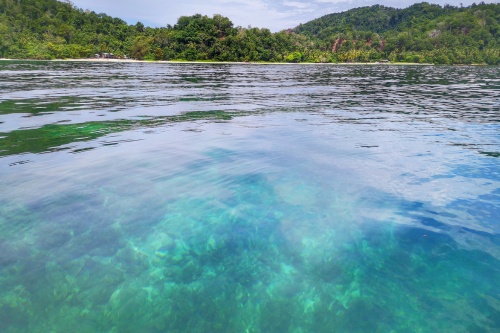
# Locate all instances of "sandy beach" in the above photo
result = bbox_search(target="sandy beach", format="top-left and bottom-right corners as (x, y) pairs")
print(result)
(0, 57), (433, 65)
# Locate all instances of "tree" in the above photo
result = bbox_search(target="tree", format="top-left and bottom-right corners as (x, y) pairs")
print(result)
(0, 0), (498, 64)
(153, 47), (164, 60)
(131, 36), (152, 59)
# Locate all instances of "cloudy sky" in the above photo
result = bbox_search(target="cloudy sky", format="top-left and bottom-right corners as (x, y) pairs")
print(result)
(69, 0), (498, 32)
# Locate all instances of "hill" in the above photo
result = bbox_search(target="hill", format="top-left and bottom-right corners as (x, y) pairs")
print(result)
(294, 3), (452, 37)
(0, 0), (143, 59)
(0, 0), (499, 64)
(293, 2), (500, 64)
(0, 0), (308, 61)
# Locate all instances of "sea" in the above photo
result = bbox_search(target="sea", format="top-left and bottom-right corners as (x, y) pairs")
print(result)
(0, 61), (499, 332)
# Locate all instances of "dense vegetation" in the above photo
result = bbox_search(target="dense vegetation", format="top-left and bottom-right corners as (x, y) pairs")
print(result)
(0, 0), (499, 64)
(0, 0), (309, 62)
(294, 2), (500, 64)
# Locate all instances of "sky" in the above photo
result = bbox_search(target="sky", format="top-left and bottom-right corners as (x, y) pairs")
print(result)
(68, 0), (499, 32)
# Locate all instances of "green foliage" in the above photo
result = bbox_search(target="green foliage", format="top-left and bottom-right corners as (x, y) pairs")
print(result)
(293, 2), (500, 65)
(0, 0), (499, 64)
(0, 0), (138, 58)
(285, 51), (304, 63)
(131, 36), (153, 60)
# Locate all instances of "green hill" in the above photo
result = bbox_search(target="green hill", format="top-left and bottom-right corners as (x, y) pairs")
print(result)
(293, 2), (500, 64)
(0, 0), (308, 61)
(294, 3), (452, 37)
(0, 0), (141, 59)
(0, 0), (499, 64)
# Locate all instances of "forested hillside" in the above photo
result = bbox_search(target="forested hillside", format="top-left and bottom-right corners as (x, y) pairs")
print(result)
(1, 0), (499, 64)
(0, 0), (138, 58)
(0, 0), (309, 61)
(294, 2), (500, 64)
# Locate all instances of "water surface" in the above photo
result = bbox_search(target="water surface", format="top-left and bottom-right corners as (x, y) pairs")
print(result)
(0, 61), (499, 332)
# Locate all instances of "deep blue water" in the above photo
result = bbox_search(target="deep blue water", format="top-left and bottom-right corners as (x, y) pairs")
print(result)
(0, 61), (499, 332)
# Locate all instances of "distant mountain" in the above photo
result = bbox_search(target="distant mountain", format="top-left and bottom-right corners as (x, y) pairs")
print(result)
(0, 0), (499, 64)
(292, 2), (500, 64)
(294, 3), (454, 37)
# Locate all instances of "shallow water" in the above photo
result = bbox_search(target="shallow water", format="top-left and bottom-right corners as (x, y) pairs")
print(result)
(0, 61), (499, 332)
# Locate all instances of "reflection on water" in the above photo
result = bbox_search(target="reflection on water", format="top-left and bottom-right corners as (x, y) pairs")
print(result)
(0, 61), (499, 332)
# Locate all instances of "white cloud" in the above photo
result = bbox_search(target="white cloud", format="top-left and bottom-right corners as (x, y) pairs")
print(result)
(283, 1), (311, 9)
(314, 0), (355, 3)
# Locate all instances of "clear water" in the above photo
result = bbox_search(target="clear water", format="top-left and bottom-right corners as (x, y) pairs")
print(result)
(0, 61), (499, 332)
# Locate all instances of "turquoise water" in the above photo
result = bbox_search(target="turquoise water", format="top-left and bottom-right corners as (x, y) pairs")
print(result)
(0, 61), (499, 332)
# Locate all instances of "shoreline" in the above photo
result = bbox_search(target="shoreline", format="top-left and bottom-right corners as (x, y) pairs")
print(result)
(1, 57), (489, 66)
(2, 57), (491, 66)
(0, 57), (436, 66)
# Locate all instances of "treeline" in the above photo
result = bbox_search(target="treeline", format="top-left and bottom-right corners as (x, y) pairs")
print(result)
(0, 0), (310, 62)
(0, 0), (139, 59)
(294, 2), (500, 64)
(0, 0), (499, 64)
(132, 15), (311, 62)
